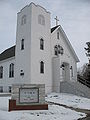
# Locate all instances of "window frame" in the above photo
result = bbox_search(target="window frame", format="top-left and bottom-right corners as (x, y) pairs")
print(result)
(40, 38), (44, 50)
(0, 86), (3, 93)
(21, 15), (26, 25)
(38, 14), (45, 25)
(21, 39), (24, 50)
(9, 86), (11, 93)
(70, 66), (73, 77)
(58, 45), (60, 54)
(0, 66), (3, 79)
(54, 45), (58, 56)
(40, 61), (44, 74)
(9, 63), (14, 78)
(57, 31), (59, 39)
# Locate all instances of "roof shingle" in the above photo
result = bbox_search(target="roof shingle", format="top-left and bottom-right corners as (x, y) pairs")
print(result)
(0, 46), (15, 61)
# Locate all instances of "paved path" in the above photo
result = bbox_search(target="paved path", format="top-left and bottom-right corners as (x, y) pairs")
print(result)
(47, 101), (90, 120)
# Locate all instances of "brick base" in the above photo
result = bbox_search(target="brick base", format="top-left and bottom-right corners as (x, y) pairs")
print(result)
(9, 99), (48, 111)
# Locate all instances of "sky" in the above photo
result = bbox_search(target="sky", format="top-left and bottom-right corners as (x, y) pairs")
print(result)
(0, 0), (90, 68)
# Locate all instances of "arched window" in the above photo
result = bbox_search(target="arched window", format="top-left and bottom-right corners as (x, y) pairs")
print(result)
(21, 15), (26, 25)
(54, 45), (58, 56)
(21, 39), (24, 50)
(40, 61), (44, 74)
(40, 38), (44, 50)
(9, 63), (14, 78)
(8, 86), (11, 93)
(58, 45), (60, 54)
(70, 66), (73, 77)
(57, 31), (59, 39)
(0, 66), (3, 79)
(38, 14), (45, 25)
(60, 46), (64, 55)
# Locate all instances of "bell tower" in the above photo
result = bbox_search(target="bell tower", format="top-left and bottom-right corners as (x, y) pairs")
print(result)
(15, 3), (52, 93)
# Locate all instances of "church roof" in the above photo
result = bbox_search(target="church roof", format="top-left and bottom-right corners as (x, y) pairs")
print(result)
(51, 25), (60, 33)
(51, 25), (79, 62)
(0, 45), (15, 61)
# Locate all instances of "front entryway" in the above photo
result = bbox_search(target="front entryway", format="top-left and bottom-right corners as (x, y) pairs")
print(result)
(62, 62), (70, 81)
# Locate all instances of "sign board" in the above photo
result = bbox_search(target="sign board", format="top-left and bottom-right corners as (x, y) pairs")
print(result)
(19, 88), (39, 104)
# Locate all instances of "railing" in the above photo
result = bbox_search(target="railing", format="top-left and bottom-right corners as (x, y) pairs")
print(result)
(77, 74), (90, 88)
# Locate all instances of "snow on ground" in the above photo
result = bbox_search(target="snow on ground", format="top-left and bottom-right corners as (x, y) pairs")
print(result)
(0, 96), (86, 120)
(46, 93), (90, 110)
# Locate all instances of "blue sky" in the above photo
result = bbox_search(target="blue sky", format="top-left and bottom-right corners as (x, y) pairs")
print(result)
(0, 0), (90, 67)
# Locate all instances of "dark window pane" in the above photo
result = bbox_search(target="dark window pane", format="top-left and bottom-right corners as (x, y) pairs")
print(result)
(40, 38), (44, 50)
(0, 66), (3, 79)
(54, 45), (58, 55)
(9, 86), (11, 93)
(9, 63), (14, 78)
(57, 32), (59, 39)
(21, 39), (24, 50)
(0, 86), (3, 93)
(40, 61), (44, 73)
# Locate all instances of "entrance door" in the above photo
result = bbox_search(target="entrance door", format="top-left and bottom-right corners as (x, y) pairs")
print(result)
(62, 62), (70, 81)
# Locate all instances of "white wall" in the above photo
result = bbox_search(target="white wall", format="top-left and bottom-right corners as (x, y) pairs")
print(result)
(52, 57), (60, 92)
(15, 4), (32, 84)
(0, 57), (15, 92)
(30, 3), (52, 94)
(51, 28), (77, 83)
(15, 3), (52, 94)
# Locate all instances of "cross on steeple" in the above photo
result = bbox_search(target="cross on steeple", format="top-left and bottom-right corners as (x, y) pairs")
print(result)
(54, 16), (59, 26)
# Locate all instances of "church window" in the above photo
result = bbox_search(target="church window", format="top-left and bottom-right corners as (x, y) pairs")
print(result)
(40, 61), (44, 74)
(21, 39), (24, 50)
(21, 15), (26, 25)
(40, 38), (44, 50)
(20, 70), (24, 76)
(0, 66), (3, 79)
(71, 68), (73, 77)
(70, 66), (73, 77)
(8, 86), (11, 93)
(54, 45), (58, 56)
(58, 45), (60, 54)
(0, 86), (3, 93)
(60, 46), (64, 55)
(9, 63), (14, 78)
(38, 14), (45, 25)
(57, 32), (59, 39)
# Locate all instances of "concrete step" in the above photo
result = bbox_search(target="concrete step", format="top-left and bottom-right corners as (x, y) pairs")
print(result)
(60, 81), (90, 99)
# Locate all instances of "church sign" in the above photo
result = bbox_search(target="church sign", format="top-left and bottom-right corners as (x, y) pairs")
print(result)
(19, 88), (39, 103)
(9, 84), (48, 111)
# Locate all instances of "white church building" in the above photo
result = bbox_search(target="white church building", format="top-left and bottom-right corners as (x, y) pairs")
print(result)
(0, 3), (80, 94)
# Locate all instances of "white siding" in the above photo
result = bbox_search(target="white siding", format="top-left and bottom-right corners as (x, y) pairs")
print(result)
(51, 28), (77, 83)
(30, 4), (52, 93)
(0, 57), (15, 92)
(15, 3), (52, 94)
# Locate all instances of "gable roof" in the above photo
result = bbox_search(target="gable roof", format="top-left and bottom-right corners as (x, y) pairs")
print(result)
(51, 25), (60, 33)
(0, 45), (15, 61)
(51, 25), (79, 62)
